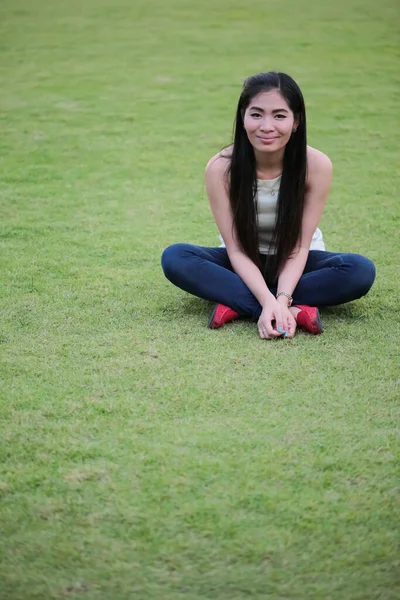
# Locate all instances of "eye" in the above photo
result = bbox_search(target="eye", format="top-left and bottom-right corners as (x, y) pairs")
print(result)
(249, 112), (262, 118)
(275, 114), (287, 119)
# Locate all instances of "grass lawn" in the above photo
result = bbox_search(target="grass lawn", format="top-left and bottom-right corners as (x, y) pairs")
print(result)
(0, 0), (399, 598)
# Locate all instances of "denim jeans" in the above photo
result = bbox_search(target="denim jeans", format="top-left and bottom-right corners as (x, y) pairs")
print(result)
(161, 244), (376, 321)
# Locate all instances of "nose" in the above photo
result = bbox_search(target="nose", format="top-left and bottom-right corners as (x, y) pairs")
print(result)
(259, 117), (275, 132)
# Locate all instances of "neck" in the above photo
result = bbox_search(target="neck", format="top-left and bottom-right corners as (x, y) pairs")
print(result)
(254, 147), (284, 178)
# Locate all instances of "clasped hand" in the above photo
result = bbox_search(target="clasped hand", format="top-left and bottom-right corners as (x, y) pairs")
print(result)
(257, 298), (297, 339)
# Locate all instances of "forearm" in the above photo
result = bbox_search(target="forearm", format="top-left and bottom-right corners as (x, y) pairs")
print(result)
(228, 249), (274, 307)
(277, 246), (309, 299)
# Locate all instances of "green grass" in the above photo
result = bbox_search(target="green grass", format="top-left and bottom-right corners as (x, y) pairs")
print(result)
(0, 0), (399, 598)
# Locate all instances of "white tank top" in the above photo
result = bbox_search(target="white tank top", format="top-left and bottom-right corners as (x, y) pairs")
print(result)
(219, 175), (325, 253)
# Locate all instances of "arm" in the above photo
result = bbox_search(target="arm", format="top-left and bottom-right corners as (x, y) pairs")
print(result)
(205, 155), (283, 338)
(276, 149), (333, 309)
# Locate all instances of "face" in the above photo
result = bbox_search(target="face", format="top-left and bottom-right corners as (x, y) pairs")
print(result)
(243, 89), (298, 154)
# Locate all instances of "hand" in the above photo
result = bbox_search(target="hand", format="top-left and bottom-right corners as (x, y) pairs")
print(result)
(280, 305), (297, 339)
(257, 297), (287, 339)
(258, 298), (297, 340)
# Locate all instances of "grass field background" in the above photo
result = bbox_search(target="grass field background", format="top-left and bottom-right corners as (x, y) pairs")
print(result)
(0, 0), (399, 598)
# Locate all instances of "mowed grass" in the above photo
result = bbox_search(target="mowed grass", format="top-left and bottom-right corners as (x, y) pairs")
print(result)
(0, 0), (399, 598)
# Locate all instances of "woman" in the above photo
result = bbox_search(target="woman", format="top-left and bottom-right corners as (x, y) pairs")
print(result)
(161, 72), (376, 339)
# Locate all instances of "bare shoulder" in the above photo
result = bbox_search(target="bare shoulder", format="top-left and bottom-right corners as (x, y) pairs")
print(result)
(205, 150), (232, 208)
(307, 145), (333, 178)
(205, 147), (232, 178)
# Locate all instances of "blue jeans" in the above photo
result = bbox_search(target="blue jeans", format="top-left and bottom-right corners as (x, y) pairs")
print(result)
(161, 244), (376, 320)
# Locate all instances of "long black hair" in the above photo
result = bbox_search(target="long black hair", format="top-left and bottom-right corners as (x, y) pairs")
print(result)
(228, 72), (307, 282)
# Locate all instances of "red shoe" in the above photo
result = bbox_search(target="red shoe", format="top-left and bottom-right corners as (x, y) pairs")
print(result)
(208, 304), (239, 329)
(294, 305), (323, 335)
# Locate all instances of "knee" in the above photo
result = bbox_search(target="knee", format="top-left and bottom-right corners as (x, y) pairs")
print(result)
(349, 254), (376, 297)
(161, 243), (190, 281)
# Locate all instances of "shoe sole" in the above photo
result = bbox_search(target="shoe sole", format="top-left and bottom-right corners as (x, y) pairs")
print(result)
(208, 305), (219, 329)
(310, 309), (324, 334)
(316, 309), (324, 333)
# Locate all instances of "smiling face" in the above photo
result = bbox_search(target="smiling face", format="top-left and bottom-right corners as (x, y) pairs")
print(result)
(243, 89), (298, 155)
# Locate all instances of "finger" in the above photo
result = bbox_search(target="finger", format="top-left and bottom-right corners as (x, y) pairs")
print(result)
(269, 322), (284, 337)
(258, 326), (271, 339)
(272, 310), (285, 336)
(258, 316), (280, 338)
(265, 321), (281, 338)
(286, 316), (297, 338)
(257, 318), (272, 339)
(284, 315), (292, 336)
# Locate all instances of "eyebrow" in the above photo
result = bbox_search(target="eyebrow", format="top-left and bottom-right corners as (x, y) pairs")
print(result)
(249, 106), (289, 113)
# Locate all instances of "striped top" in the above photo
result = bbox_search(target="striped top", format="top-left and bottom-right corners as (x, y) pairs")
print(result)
(219, 175), (325, 253)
